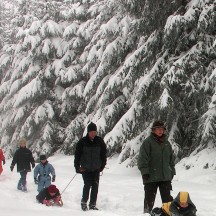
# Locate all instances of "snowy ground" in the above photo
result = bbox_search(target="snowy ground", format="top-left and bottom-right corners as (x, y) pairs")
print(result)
(0, 153), (216, 216)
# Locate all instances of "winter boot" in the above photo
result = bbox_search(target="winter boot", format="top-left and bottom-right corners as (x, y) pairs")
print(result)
(22, 184), (27, 192)
(81, 202), (88, 211)
(17, 183), (22, 190)
(89, 205), (99, 210)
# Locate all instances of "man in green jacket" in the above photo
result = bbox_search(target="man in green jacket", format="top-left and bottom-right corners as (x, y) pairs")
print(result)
(138, 120), (176, 214)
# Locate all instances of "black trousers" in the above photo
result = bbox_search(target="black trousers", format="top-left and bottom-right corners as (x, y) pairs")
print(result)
(144, 181), (173, 213)
(81, 171), (100, 206)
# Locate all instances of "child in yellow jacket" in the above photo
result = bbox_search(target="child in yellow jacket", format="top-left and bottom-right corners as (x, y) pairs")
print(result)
(151, 191), (197, 216)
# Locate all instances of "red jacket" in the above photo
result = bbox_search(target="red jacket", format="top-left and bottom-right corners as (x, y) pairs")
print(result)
(0, 149), (5, 174)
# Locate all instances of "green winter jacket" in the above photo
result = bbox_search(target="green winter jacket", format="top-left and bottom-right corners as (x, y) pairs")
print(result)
(138, 133), (176, 183)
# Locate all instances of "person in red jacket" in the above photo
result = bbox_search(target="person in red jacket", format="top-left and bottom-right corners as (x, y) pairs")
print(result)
(0, 148), (5, 175)
(36, 184), (63, 206)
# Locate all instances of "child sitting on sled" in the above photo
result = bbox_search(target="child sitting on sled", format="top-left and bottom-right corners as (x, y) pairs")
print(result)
(151, 191), (197, 216)
(36, 184), (63, 206)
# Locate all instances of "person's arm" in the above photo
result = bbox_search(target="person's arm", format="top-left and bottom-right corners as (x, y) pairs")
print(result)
(74, 139), (83, 173)
(169, 144), (176, 177)
(0, 149), (4, 160)
(49, 164), (56, 182)
(10, 150), (18, 170)
(0, 149), (5, 164)
(137, 140), (150, 175)
(34, 164), (40, 178)
(100, 138), (107, 172)
(30, 151), (35, 168)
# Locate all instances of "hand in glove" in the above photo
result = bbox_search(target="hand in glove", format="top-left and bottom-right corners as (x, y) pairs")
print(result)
(79, 167), (86, 173)
(2, 160), (5, 165)
(34, 177), (38, 184)
(142, 174), (150, 181)
(52, 175), (55, 182)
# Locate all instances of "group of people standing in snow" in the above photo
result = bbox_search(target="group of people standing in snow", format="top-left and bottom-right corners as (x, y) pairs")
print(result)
(0, 120), (197, 215)
(8, 137), (61, 205)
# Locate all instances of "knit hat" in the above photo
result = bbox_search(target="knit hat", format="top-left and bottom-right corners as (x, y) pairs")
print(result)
(48, 185), (57, 193)
(151, 120), (166, 130)
(40, 155), (46, 160)
(87, 122), (97, 132)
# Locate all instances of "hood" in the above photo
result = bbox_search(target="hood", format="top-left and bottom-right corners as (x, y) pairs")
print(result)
(173, 192), (196, 207)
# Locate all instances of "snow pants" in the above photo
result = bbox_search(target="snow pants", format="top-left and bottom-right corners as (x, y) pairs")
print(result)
(144, 181), (173, 213)
(37, 175), (51, 192)
(81, 171), (100, 207)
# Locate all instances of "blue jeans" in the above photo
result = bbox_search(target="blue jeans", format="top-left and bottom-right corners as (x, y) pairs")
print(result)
(17, 170), (28, 190)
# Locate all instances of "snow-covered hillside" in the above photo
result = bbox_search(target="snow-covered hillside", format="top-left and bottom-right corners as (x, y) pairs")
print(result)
(0, 0), (216, 168)
(0, 153), (216, 216)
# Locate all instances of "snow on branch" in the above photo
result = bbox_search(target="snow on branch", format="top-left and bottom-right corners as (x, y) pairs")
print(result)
(34, 101), (54, 124)
(104, 101), (141, 150)
(13, 77), (43, 108)
(40, 20), (63, 37)
(158, 88), (173, 109)
(29, 20), (42, 35)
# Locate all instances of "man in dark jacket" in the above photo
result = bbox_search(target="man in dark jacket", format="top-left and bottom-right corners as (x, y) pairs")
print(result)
(36, 184), (62, 206)
(74, 122), (107, 211)
(138, 121), (176, 213)
(10, 138), (35, 191)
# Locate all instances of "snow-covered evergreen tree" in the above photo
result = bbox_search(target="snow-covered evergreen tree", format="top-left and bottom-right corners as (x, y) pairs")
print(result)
(0, 0), (216, 169)
(0, 0), (68, 157)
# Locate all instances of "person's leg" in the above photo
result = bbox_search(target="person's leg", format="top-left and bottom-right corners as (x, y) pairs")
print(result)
(158, 181), (173, 203)
(17, 173), (22, 190)
(38, 178), (45, 192)
(44, 176), (51, 189)
(89, 171), (100, 209)
(144, 182), (158, 213)
(81, 172), (91, 210)
(20, 171), (28, 191)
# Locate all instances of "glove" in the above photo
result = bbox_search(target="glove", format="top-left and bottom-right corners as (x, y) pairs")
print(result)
(43, 199), (51, 206)
(52, 175), (55, 182)
(32, 163), (35, 168)
(142, 174), (150, 181)
(75, 167), (81, 173)
(34, 177), (38, 184)
(2, 160), (5, 165)
(10, 166), (14, 172)
(79, 167), (86, 173)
